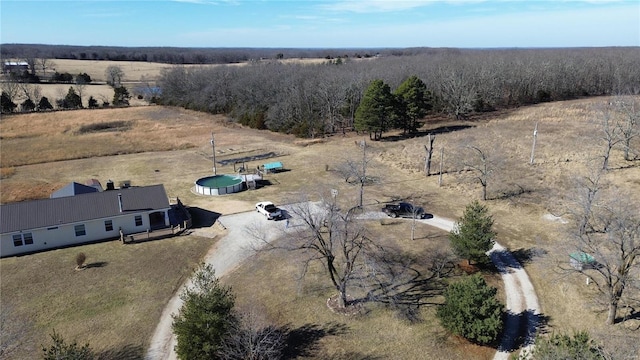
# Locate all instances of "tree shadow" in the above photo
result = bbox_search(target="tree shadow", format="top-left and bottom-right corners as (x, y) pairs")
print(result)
(489, 248), (524, 271)
(187, 207), (221, 228)
(356, 249), (450, 322)
(616, 305), (640, 325)
(380, 125), (474, 142)
(96, 344), (144, 360)
(498, 310), (550, 352)
(281, 322), (348, 359)
(491, 184), (534, 201)
(510, 247), (547, 267)
(85, 261), (108, 268)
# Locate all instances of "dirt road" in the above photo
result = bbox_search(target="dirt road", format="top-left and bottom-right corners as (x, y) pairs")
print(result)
(146, 210), (540, 360)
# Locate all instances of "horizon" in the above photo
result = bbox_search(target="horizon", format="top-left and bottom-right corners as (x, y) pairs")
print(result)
(1, 1), (639, 49)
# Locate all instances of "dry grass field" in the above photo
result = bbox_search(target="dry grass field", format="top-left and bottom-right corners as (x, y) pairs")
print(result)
(1, 96), (639, 359)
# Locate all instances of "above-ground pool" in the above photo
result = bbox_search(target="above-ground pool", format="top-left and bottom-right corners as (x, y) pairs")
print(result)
(195, 174), (243, 195)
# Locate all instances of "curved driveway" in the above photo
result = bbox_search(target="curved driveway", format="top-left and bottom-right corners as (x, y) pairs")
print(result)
(421, 215), (541, 360)
(146, 209), (541, 360)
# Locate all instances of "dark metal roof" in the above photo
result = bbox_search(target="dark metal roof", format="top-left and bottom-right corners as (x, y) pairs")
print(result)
(1, 185), (170, 233)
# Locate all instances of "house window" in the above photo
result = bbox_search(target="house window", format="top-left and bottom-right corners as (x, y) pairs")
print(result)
(134, 215), (143, 227)
(105, 220), (113, 232)
(75, 224), (86, 237)
(12, 233), (33, 246)
(23, 233), (33, 245)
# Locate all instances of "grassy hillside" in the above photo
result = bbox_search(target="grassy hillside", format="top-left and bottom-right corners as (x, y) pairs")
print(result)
(1, 98), (639, 359)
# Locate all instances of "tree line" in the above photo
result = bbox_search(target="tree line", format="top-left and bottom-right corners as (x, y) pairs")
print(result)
(157, 47), (640, 138)
(1, 43), (409, 65)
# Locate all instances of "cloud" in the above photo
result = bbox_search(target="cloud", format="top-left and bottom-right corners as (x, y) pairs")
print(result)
(319, 0), (440, 13)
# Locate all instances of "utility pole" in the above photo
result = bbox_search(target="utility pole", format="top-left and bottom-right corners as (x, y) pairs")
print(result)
(530, 122), (538, 165)
(438, 147), (444, 186)
(211, 132), (217, 175)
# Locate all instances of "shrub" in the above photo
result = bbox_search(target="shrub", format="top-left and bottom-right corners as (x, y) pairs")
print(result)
(437, 274), (503, 345)
(42, 330), (94, 360)
(75, 253), (86, 269)
(522, 331), (605, 360)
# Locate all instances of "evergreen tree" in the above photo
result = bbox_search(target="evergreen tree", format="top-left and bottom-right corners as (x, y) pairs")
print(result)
(449, 200), (496, 265)
(42, 330), (94, 360)
(355, 79), (395, 140)
(1, 91), (17, 113)
(394, 75), (432, 133)
(38, 96), (53, 111)
(436, 274), (503, 345)
(524, 331), (605, 360)
(87, 96), (99, 108)
(63, 87), (82, 109)
(113, 86), (130, 106)
(21, 98), (36, 112)
(172, 264), (237, 360)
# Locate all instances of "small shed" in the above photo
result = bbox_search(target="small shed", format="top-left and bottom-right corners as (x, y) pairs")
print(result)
(570, 252), (596, 270)
(263, 161), (283, 174)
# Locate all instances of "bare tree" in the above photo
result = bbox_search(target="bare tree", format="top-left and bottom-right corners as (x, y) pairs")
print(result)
(595, 104), (622, 171)
(36, 58), (55, 78)
(74, 83), (86, 107)
(335, 141), (371, 208)
(438, 69), (476, 120)
(105, 65), (124, 87)
(565, 182), (640, 325)
(613, 95), (640, 161)
(220, 306), (285, 360)
(278, 199), (378, 308)
(424, 133), (435, 176)
(458, 143), (502, 201)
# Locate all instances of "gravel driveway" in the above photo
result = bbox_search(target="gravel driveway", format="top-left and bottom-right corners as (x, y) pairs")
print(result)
(145, 209), (285, 360)
(145, 209), (540, 360)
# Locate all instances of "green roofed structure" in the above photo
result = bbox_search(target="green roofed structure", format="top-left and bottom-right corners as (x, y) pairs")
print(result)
(570, 252), (596, 270)
(263, 161), (283, 173)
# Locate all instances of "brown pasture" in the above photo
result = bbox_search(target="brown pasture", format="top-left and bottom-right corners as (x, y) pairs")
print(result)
(1, 97), (639, 359)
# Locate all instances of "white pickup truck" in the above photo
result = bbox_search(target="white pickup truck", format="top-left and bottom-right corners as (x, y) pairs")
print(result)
(255, 201), (282, 220)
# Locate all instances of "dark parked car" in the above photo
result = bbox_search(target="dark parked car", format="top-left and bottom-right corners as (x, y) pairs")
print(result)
(382, 202), (426, 218)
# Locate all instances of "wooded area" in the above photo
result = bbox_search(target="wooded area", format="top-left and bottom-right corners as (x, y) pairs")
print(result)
(156, 47), (640, 137)
(0, 43), (407, 64)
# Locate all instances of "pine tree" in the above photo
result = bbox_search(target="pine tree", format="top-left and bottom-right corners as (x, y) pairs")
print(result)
(355, 79), (395, 140)
(437, 274), (503, 345)
(394, 75), (432, 133)
(449, 200), (496, 265)
(524, 331), (605, 360)
(38, 96), (53, 111)
(1, 91), (17, 113)
(172, 264), (237, 360)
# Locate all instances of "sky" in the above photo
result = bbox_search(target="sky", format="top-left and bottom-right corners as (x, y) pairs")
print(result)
(1, 0), (639, 48)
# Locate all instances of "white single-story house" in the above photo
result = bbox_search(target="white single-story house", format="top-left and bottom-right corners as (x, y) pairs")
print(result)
(1, 184), (172, 257)
(2, 61), (29, 74)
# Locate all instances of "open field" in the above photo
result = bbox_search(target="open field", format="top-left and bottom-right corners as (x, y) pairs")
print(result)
(1, 98), (639, 359)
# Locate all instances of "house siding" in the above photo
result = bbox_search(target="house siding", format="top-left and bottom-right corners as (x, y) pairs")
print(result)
(0, 185), (171, 257)
(0, 210), (168, 257)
